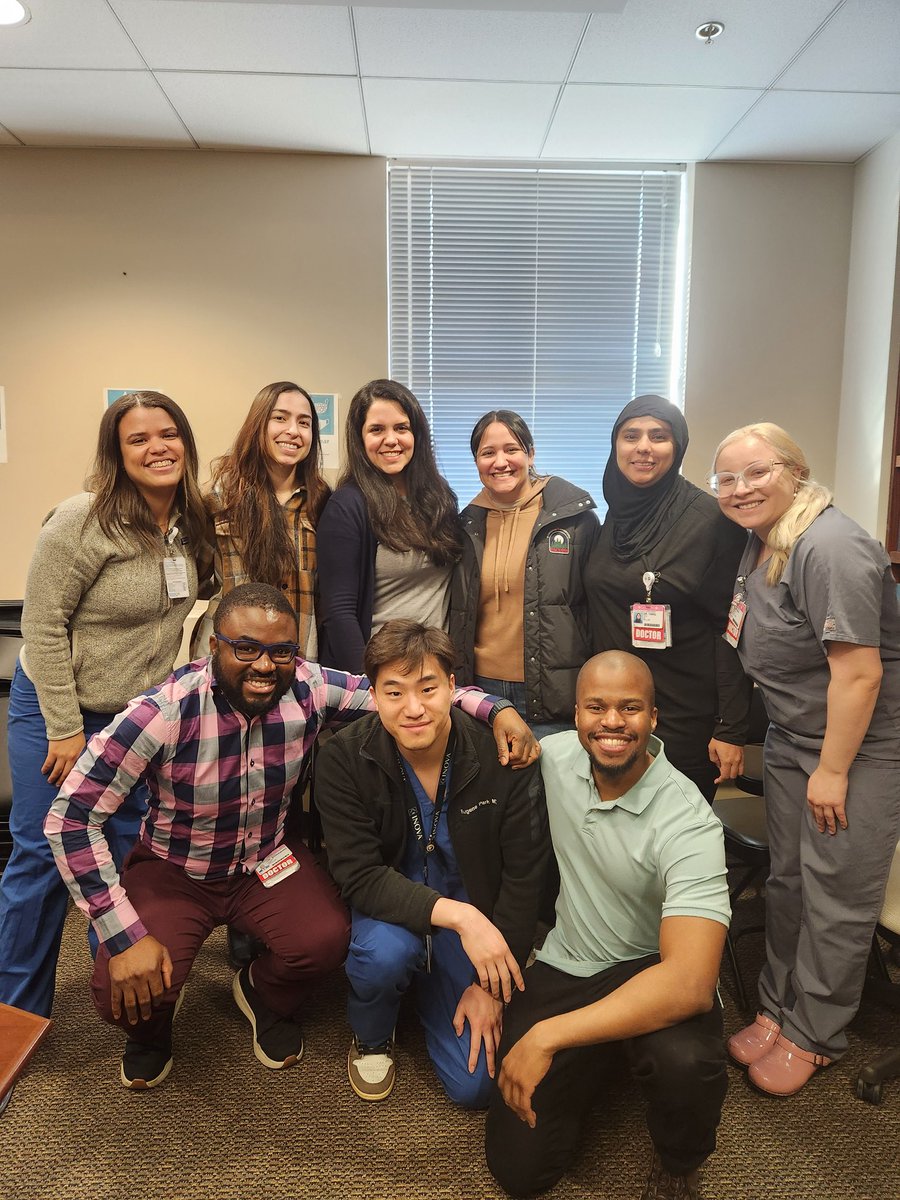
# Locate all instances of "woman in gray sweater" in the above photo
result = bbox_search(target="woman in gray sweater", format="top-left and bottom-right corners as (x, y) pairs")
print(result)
(0, 392), (211, 1018)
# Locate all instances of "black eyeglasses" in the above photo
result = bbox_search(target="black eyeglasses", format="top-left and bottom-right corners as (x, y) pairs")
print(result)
(216, 634), (299, 664)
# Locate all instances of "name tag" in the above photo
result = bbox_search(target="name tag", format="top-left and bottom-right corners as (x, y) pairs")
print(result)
(723, 597), (747, 648)
(630, 603), (672, 649)
(163, 555), (190, 599)
(254, 845), (300, 888)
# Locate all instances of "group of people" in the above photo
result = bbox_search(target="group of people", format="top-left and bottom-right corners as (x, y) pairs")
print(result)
(0, 380), (897, 1200)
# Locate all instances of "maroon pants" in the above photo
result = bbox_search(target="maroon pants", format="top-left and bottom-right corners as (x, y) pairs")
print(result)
(91, 839), (350, 1046)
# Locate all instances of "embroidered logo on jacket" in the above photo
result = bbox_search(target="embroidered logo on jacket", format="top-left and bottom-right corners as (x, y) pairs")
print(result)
(548, 529), (570, 555)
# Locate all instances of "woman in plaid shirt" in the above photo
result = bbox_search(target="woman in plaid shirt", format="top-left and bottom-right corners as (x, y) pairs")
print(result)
(206, 381), (331, 661)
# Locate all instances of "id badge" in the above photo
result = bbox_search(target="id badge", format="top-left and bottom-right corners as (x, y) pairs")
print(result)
(723, 598), (747, 648)
(163, 555), (190, 599)
(254, 845), (300, 888)
(630, 603), (672, 649)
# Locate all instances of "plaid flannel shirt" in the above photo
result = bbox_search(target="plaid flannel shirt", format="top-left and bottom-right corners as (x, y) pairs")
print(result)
(214, 487), (318, 658)
(44, 658), (504, 956)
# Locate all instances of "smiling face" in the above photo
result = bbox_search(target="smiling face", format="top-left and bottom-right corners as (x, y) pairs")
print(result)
(211, 605), (297, 718)
(575, 656), (657, 798)
(264, 390), (313, 474)
(714, 433), (796, 542)
(475, 421), (535, 505)
(118, 406), (185, 501)
(362, 399), (415, 485)
(615, 416), (676, 488)
(370, 653), (454, 761)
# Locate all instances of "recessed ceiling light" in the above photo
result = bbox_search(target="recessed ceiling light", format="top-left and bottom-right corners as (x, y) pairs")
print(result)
(0, 0), (31, 27)
(696, 21), (724, 43)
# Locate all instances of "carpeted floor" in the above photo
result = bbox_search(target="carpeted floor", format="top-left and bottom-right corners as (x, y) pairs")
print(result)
(1, 896), (897, 1200)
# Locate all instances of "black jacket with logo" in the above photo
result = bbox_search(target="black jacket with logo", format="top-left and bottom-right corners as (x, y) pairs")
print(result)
(450, 476), (601, 725)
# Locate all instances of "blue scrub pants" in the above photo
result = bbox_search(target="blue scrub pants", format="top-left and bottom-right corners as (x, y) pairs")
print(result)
(0, 664), (147, 1017)
(346, 910), (493, 1108)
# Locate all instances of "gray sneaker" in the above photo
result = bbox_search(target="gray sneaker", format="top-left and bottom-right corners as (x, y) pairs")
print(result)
(640, 1151), (701, 1200)
(347, 1035), (396, 1101)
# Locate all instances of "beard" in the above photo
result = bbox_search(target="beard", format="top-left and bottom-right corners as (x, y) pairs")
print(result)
(587, 742), (641, 780)
(212, 651), (293, 718)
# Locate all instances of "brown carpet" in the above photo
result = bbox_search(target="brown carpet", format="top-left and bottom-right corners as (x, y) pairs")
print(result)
(0, 899), (897, 1200)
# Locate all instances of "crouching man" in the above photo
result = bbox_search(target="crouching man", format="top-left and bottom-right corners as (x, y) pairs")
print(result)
(316, 620), (549, 1107)
(486, 651), (730, 1200)
(44, 585), (535, 1090)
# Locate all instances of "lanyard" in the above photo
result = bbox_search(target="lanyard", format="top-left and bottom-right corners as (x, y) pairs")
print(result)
(396, 732), (455, 886)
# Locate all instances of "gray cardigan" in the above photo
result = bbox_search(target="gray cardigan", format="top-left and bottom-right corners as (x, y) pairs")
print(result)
(20, 492), (202, 739)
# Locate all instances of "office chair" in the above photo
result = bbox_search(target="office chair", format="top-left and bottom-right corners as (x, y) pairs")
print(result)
(712, 689), (770, 1011)
(855, 842), (900, 1105)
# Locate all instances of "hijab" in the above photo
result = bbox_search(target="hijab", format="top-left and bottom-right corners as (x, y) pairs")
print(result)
(602, 395), (697, 562)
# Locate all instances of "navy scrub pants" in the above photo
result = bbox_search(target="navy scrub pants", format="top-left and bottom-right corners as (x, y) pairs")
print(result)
(346, 910), (494, 1108)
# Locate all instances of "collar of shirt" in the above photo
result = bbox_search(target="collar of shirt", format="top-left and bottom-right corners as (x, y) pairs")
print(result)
(572, 733), (667, 815)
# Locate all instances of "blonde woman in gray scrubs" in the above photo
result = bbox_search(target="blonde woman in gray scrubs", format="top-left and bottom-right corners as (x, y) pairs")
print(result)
(710, 422), (900, 1097)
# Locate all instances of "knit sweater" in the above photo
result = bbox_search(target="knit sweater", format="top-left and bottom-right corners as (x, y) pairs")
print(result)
(20, 492), (203, 739)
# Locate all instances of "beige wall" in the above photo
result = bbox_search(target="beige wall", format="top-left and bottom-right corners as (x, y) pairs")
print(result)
(682, 162), (854, 491)
(834, 130), (900, 539)
(0, 148), (388, 596)
(2, 150), (887, 599)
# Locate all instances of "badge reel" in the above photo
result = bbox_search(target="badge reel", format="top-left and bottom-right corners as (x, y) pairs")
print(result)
(723, 577), (748, 649)
(630, 571), (672, 650)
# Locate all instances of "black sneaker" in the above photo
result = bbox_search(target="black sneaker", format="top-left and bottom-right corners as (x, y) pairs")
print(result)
(120, 1038), (173, 1090)
(232, 966), (303, 1070)
(226, 926), (265, 970)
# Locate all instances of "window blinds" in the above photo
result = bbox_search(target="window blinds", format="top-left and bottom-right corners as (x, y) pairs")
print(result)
(388, 165), (686, 514)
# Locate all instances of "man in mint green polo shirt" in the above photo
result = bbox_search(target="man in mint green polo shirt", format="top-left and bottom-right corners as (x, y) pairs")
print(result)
(485, 651), (730, 1200)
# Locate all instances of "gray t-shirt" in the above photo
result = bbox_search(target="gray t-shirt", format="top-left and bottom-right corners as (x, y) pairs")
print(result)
(736, 506), (900, 756)
(371, 544), (452, 637)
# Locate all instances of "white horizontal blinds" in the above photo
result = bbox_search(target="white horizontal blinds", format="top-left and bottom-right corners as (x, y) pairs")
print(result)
(389, 165), (684, 514)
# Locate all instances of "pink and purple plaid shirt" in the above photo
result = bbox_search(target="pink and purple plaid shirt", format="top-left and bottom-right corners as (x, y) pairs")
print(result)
(44, 657), (503, 956)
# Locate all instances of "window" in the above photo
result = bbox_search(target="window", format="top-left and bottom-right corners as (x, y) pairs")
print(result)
(389, 164), (687, 513)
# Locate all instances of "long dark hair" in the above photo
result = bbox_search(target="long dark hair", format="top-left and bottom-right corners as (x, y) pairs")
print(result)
(86, 391), (207, 554)
(209, 382), (331, 588)
(341, 379), (461, 566)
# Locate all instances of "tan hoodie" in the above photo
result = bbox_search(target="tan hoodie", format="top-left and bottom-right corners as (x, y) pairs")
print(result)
(472, 477), (549, 682)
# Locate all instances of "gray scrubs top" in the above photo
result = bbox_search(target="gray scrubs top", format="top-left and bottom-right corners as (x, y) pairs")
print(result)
(735, 506), (900, 758)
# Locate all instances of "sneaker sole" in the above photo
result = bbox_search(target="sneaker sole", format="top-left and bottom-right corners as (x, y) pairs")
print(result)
(231, 971), (303, 1070)
(347, 1049), (396, 1102)
(120, 1055), (173, 1091)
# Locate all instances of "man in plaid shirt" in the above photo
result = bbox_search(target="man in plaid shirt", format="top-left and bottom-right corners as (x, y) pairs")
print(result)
(44, 582), (534, 1091)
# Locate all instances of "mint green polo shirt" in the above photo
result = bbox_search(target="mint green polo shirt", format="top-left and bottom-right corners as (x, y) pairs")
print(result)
(536, 732), (730, 978)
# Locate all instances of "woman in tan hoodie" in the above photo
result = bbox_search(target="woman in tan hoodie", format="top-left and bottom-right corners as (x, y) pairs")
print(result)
(450, 411), (600, 739)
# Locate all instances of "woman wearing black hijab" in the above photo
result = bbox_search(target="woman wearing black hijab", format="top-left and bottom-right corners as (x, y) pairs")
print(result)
(586, 395), (750, 799)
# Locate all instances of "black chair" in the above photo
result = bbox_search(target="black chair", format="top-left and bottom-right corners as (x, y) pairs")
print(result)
(712, 689), (770, 1011)
(856, 844), (900, 1105)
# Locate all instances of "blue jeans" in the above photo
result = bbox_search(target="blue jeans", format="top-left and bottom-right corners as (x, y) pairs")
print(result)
(0, 664), (147, 1016)
(345, 911), (493, 1108)
(474, 675), (573, 742)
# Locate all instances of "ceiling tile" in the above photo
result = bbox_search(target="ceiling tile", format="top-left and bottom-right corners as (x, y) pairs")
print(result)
(543, 83), (761, 161)
(364, 77), (558, 157)
(570, 0), (837, 88)
(710, 90), (900, 161)
(0, 69), (193, 146)
(157, 71), (367, 151)
(111, 0), (356, 73)
(778, 0), (900, 92)
(0, 0), (144, 69)
(354, 8), (585, 82)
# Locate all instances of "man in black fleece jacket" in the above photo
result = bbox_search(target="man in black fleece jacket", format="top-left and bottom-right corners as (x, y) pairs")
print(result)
(316, 619), (548, 1108)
